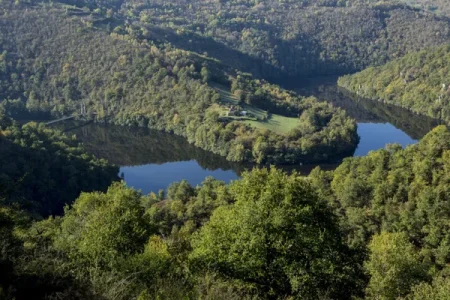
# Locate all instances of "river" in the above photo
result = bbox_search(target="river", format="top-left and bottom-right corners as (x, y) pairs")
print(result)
(54, 77), (440, 194)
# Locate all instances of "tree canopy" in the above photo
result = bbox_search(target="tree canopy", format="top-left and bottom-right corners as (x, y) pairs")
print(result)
(338, 44), (450, 122)
(190, 168), (362, 299)
(310, 125), (450, 299)
(3, 126), (450, 299)
(0, 2), (358, 165)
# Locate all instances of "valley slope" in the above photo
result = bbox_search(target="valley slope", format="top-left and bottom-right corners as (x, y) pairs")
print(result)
(338, 44), (450, 122)
(117, 0), (450, 77)
(0, 2), (358, 164)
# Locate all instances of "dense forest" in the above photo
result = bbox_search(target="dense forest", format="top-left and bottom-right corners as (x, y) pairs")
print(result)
(3, 119), (450, 299)
(0, 2), (358, 164)
(310, 125), (450, 299)
(3, 0), (450, 299)
(400, 0), (450, 17)
(338, 44), (450, 123)
(292, 79), (441, 140)
(115, 0), (450, 77)
(13, 0), (450, 79)
(0, 112), (118, 216)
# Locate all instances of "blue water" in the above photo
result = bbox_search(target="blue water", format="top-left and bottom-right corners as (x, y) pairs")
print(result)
(117, 122), (418, 194)
(354, 123), (417, 157)
(120, 160), (239, 195)
(64, 77), (435, 194)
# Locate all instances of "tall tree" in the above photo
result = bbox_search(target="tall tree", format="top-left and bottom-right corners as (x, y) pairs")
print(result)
(190, 168), (363, 299)
(365, 231), (429, 300)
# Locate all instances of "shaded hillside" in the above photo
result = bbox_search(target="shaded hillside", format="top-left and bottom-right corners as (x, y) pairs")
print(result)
(401, 0), (450, 17)
(0, 114), (118, 216)
(290, 78), (440, 139)
(118, 0), (450, 77)
(338, 44), (450, 123)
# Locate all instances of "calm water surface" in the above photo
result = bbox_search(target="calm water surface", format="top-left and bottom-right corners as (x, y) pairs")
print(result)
(354, 123), (416, 157)
(289, 76), (438, 156)
(120, 161), (238, 194)
(56, 123), (242, 194)
(56, 77), (439, 194)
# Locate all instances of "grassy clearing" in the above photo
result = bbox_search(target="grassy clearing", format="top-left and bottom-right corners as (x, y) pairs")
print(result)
(212, 83), (300, 135)
(212, 83), (240, 105)
(244, 115), (301, 135)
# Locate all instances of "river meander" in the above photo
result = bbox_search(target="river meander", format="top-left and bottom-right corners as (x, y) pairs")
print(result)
(54, 77), (440, 194)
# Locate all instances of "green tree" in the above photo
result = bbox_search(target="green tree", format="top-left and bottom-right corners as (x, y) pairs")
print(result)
(54, 182), (149, 267)
(405, 276), (450, 300)
(252, 136), (269, 164)
(200, 66), (211, 83)
(365, 231), (430, 300)
(190, 168), (362, 299)
(167, 180), (195, 203)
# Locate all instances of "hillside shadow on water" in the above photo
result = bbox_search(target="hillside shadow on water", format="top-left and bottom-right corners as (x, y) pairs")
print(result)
(56, 122), (250, 173)
(54, 122), (341, 183)
(284, 76), (441, 140)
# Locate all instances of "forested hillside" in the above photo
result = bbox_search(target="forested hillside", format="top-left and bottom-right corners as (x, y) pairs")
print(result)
(116, 0), (450, 77)
(0, 113), (118, 216)
(310, 125), (450, 299)
(0, 2), (358, 164)
(338, 44), (450, 122)
(3, 124), (450, 299)
(14, 0), (450, 78)
(3, 0), (450, 299)
(401, 0), (450, 17)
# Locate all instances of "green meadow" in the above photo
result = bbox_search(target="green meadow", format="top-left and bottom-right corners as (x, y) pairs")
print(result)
(212, 84), (301, 135)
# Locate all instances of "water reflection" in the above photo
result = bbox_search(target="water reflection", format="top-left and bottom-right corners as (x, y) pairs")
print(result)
(354, 123), (416, 156)
(59, 123), (243, 169)
(290, 76), (441, 140)
(56, 122), (242, 193)
(53, 77), (441, 193)
(55, 122), (340, 193)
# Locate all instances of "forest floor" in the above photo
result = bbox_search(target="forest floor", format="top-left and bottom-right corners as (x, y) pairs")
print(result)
(212, 84), (300, 135)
